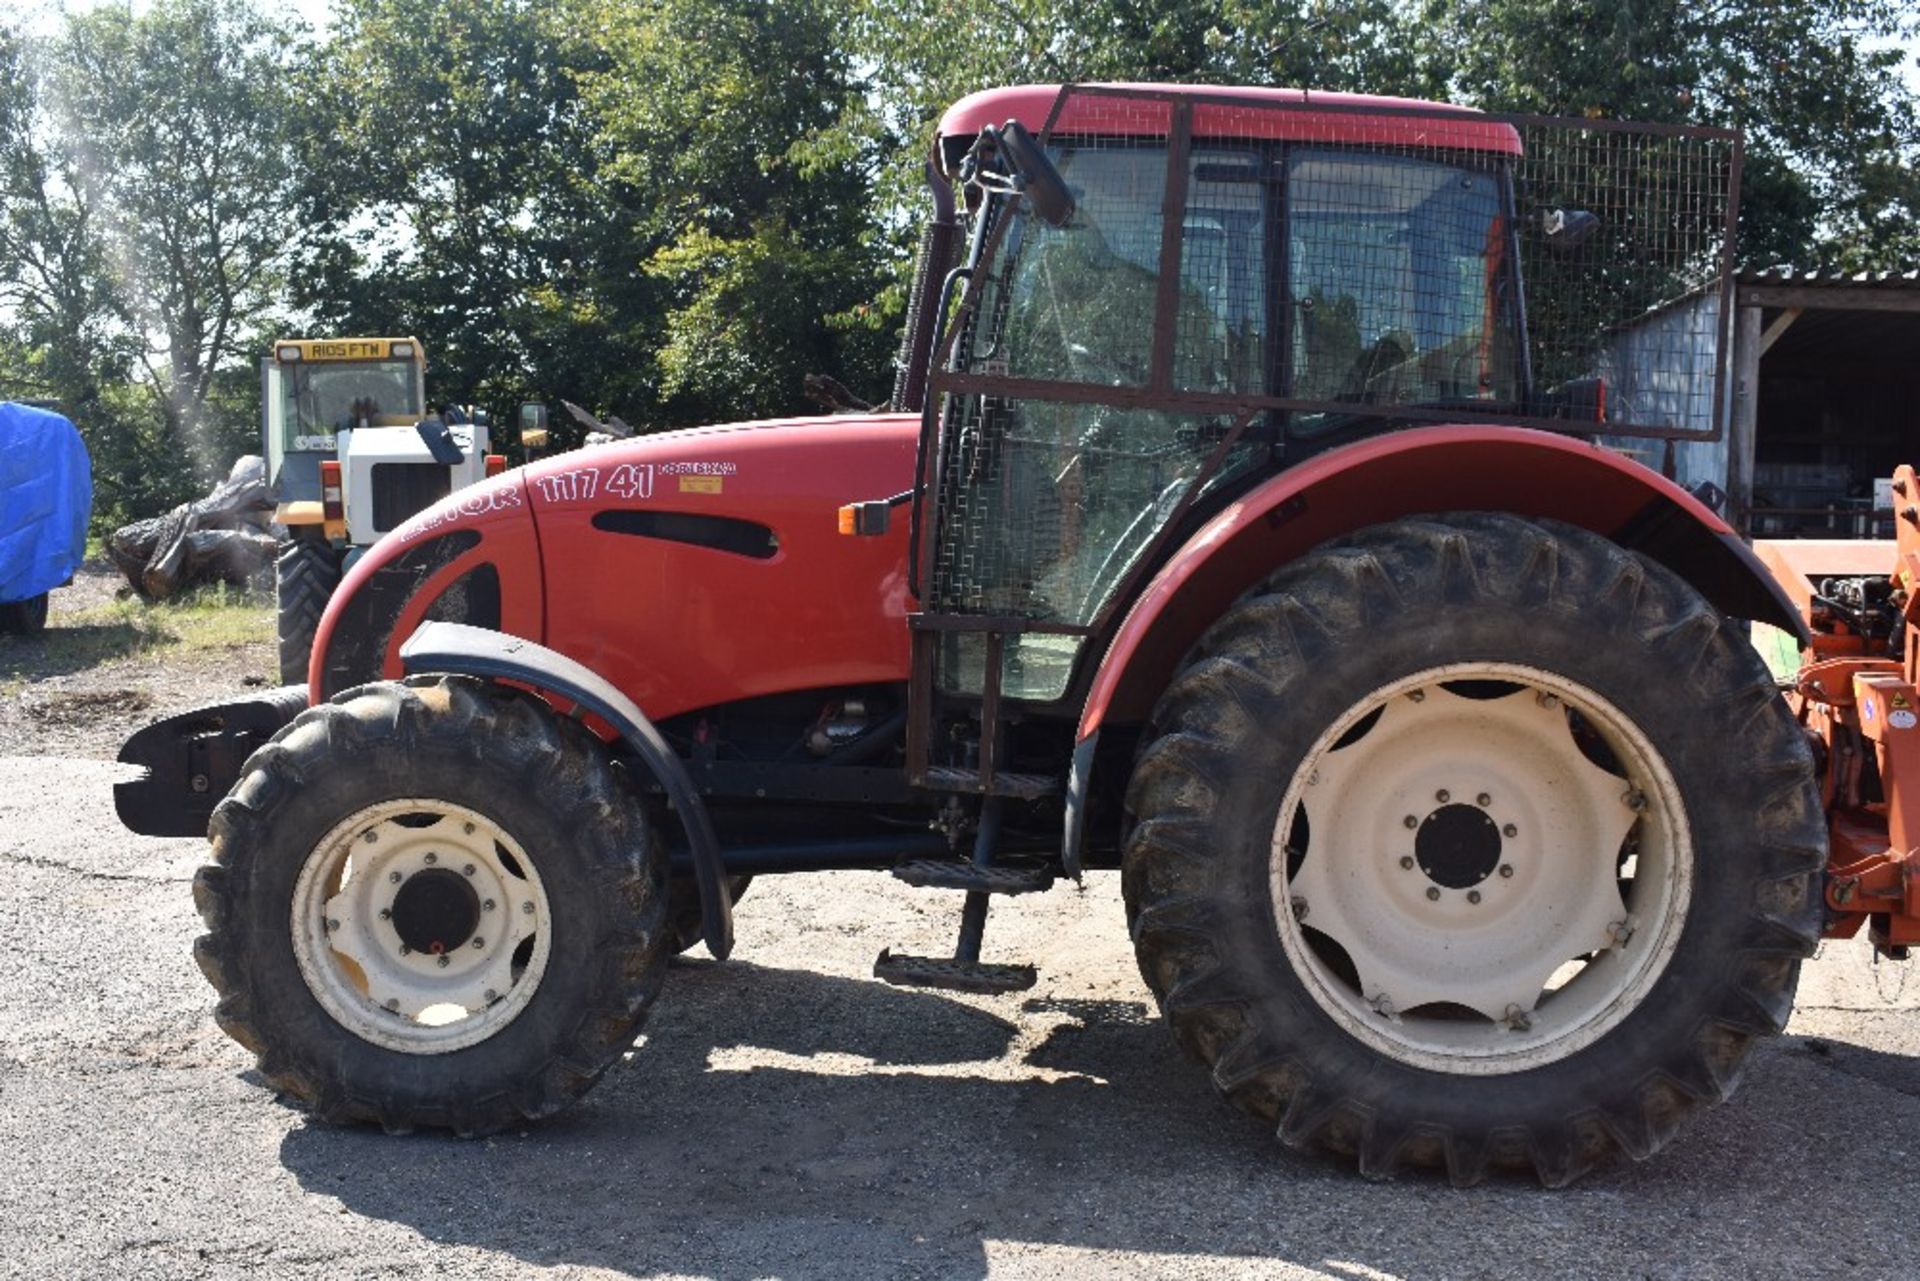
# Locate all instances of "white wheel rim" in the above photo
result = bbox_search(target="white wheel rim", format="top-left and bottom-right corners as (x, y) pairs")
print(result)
(1270, 663), (1693, 1074)
(291, 798), (553, 1055)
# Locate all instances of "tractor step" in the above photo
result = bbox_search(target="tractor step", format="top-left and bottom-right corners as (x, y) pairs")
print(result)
(873, 948), (1037, 995)
(891, 858), (1055, 895)
(921, 765), (1058, 800)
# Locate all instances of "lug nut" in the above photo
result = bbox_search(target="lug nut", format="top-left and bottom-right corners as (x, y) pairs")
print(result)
(484, 989), (497, 1003)
(1476, 793), (1491, 807)
(379, 908), (392, 920)
(1407, 690), (1425, 703)
(1623, 790), (1648, 812)
(1404, 815), (1419, 829)
(1467, 890), (1482, 904)
(364, 831), (378, 844)
(472, 936), (485, 949)
(1290, 897), (1308, 922)
(1426, 887), (1441, 901)
(1503, 824), (1518, 838)
(389, 871), (403, 884)
(385, 998), (399, 1011)
(437, 955), (450, 968)
(1536, 692), (1560, 710)
(463, 822), (476, 835)
(463, 863), (475, 877)
(1436, 789), (1450, 803)
(1399, 855), (1415, 870)
(1504, 1004), (1533, 1032)
(522, 902), (535, 915)
(424, 852), (437, 865)
(325, 918), (340, 932)
(1498, 864), (1514, 878)
(483, 899), (495, 912)
(399, 944), (411, 956)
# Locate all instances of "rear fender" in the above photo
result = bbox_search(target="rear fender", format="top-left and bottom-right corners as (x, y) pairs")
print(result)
(1065, 426), (1806, 869)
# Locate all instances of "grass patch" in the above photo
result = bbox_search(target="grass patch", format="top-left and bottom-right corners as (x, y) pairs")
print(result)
(0, 584), (273, 684)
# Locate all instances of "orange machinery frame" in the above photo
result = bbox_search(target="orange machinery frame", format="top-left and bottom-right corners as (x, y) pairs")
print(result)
(1759, 464), (1920, 955)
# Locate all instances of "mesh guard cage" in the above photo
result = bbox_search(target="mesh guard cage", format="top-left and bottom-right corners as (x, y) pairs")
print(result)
(918, 85), (1740, 704)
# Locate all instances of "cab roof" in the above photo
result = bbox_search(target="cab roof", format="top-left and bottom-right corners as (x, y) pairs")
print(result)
(937, 84), (1523, 156)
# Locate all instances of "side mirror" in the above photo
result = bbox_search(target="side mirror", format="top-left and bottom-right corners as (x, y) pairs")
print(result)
(1543, 208), (1600, 254)
(999, 120), (1075, 229)
(519, 402), (550, 450)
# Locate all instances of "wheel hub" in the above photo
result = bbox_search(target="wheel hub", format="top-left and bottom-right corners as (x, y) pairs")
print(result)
(390, 867), (482, 955)
(1415, 803), (1503, 889)
(1272, 664), (1693, 1072)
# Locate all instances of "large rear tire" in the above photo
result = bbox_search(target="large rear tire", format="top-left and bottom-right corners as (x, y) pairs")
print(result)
(1122, 514), (1824, 1185)
(276, 534), (340, 685)
(194, 674), (671, 1135)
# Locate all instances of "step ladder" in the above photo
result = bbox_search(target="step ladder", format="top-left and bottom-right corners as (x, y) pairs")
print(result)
(874, 795), (1048, 994)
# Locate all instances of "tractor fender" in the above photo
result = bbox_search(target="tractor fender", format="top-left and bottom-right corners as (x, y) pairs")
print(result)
(1081, 426), (1804, 741)
(1063, 426), (1805, 873)
(398, 621), (734, 960)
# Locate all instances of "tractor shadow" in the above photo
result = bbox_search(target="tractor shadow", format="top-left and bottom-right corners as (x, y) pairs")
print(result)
(279, 960), (1920, 1281)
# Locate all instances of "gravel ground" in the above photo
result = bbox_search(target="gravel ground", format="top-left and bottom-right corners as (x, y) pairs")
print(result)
(1, 594), (1917, 1280)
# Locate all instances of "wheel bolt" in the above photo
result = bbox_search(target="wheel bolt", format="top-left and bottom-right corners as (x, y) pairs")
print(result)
(385, 998), (399, 1011)
(1399, 855), (1415, 870)
(1537, 693), (1559, 710)
(1426, 887), (1441, 901)
(1407, 690), (1425, 703)
(399, 944), (411, 956)
(1623, 790), (1648, 812)
(1503, 824), (1518, 838)
(1403, 815), (1418, 829)
(379, 908), (392, 920)
(1467, 890), (1482, 904)
(1436, 789), (1450, 803)
(522, 902), (534, 915)
(325, 918), (339, 932)
(483, 899), (495, 912)
(463, 863), (475, 877)
(1476, 793), (1491, 807)
(1499, 863), (1514, 878)
(389, 871), (403, 884)
(463, 822), (476, 835)
(424, 852), (437, 864)
(472, 936), (485, 949)
(363, 831), (378, 844)
(484, 989), (497, 1003)
(437, 955), (450, 968)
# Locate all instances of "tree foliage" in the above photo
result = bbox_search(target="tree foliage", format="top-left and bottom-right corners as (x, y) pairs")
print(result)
(0, 0), (1914, 526)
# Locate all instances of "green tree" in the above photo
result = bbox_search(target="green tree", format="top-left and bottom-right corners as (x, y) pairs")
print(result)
(50, 0), (303, 484)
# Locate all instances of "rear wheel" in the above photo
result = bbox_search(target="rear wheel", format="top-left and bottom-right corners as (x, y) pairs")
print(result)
(194, 675), (671, 1134)
(1122, 514), (1824, 1185)
(276, 533), (340, 684)
(0, 591), (48, 635)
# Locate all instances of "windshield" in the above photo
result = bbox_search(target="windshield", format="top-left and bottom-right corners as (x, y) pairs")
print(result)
(278, 359), (423, 452)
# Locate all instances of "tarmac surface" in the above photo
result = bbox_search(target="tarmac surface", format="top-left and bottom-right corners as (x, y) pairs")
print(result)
(3, 745), (1919, 1280)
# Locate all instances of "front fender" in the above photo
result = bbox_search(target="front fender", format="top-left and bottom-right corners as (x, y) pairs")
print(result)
(1079, 425), (1804, 740)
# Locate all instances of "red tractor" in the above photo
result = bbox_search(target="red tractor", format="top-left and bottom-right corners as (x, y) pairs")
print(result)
(117, 85), (1850, 1185)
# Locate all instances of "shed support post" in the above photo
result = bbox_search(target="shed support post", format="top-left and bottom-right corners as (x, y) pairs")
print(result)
(1729, 304), (1762, 536)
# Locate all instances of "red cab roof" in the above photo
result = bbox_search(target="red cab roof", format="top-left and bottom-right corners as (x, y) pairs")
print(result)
(938, 84), (1522, 156)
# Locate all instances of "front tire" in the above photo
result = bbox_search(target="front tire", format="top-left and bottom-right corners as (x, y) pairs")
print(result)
(194, 675), (671, 1134)
(0, 591), (49, 635)
(276, 534), (340, 685)
(1122, 514), (1824, 1185)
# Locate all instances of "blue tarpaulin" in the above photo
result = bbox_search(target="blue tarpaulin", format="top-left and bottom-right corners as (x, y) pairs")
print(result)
(0, 402), (92, 606)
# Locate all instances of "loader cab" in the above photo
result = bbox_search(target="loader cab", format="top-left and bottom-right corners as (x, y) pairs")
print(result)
(263, 337), (428, 516)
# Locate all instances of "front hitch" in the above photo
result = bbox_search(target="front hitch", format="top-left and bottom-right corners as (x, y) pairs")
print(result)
(114, 684), (311, 837)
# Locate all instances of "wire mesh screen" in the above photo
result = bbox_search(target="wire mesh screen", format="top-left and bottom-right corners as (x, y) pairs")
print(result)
(921, 85), (1739, 699)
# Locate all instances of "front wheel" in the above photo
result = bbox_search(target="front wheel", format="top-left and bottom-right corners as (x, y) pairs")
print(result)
(275, 534), (340, 685)
(194, 675), (671, 1134)
(0, 591), (49, 635)
(1123, 514), (1824, 1185)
